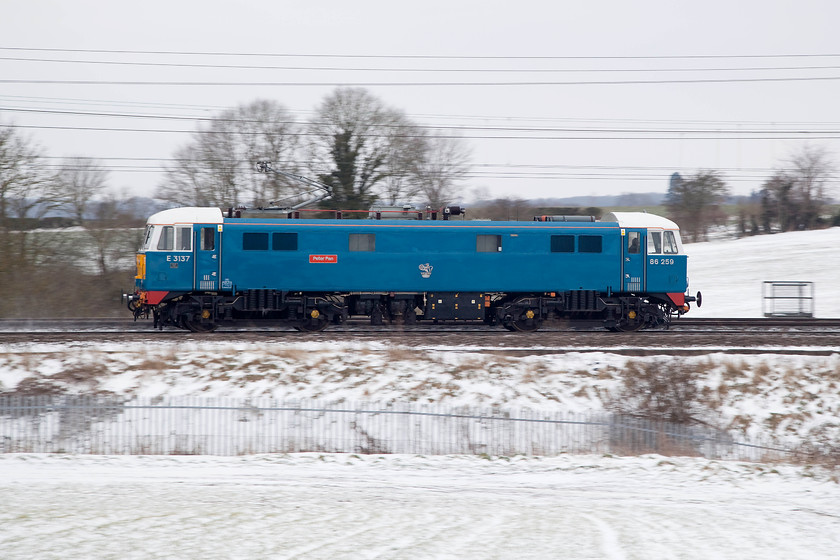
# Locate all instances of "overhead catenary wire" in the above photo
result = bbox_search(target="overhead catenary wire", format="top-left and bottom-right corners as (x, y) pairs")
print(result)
(3, 46), (840, 60)
(6, 75), (840, 86)
(5, 123), (840, 141)
(7, 54), (840, 74)
(4, 105), (840, 136)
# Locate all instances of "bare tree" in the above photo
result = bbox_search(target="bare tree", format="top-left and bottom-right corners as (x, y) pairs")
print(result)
(752, 145), (837, 233)
(159, 99), (299, 208)
(410, 133), (472, 209)
(665, 171), (729, 242)
(55, 156), (109, 224)
(786, 144), (835, 229)
(0, 125), (55, 229)
(379, 128), (426, 206)
(0, 125), (58, 267)
(307, 87), (417, 211)
(52, 157), (125, 276)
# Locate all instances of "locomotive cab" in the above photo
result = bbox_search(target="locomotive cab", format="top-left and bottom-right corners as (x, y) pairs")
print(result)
(605, 212), (691, 309)
(132, 207), (224, 306)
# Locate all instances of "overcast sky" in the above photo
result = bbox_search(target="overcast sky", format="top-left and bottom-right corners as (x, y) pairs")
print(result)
(2, 0), (840, 203)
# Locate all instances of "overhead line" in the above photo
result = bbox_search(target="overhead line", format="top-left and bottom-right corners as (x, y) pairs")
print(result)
(5, 55), (840, 74)
(4, 94), (839, 128)
(7, 123), (840, 140)
(3, 47), (840, 60)
(3, 106), (838, 135)
(5, 75), (840, 86)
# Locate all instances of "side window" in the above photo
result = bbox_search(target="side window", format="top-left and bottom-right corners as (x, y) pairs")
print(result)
(349, 233), (375, 252)
(477, 234), (502, 252)
(273, 232), (298, 251)
(627, 232), (640, 254)
(157, 226), (174, 250)
(579, 235), (602, 253)
(648, 231), (662, 255)
(243, 232), (269, 251)
(663, 231), (679, 254)
(176, 226), (192, 251)
(200, 227), (215, 251)
(142, 225), (155, 250)
(550, 235), (575, 253)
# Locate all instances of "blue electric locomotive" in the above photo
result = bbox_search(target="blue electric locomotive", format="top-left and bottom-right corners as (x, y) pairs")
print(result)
(126, 206), (700, 332)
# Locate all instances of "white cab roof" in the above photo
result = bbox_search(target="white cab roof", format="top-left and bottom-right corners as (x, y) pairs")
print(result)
(147, 207), (224, 225)
(604, 212), (679, 230)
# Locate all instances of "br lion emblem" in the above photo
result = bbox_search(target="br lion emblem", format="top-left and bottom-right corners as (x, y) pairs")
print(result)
(418, 263), (433, 279)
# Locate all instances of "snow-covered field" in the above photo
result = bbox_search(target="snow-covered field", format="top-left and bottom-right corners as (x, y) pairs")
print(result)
(686, 227), (840, 318)
(1, 453), (839, 560)
(0, 228), (839, 558)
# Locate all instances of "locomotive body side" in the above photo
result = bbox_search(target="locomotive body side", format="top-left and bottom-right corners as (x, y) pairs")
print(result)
(126, 207), (697, 332)
(218, 219), (622, 294)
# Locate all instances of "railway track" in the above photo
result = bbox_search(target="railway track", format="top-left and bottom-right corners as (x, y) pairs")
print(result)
(1, 316), (839, 332)
(0, 317), (837, 355)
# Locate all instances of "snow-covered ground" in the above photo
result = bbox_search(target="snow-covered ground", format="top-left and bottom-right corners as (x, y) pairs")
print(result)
(0, 228), (839, 558)
(1, 453), (839, 560)
(685, 227), (840, 318)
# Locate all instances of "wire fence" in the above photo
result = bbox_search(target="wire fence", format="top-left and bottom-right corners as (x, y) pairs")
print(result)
(0, 395), (792, 461)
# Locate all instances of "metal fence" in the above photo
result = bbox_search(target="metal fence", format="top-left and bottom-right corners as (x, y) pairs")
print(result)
(0, 395), (791, 461)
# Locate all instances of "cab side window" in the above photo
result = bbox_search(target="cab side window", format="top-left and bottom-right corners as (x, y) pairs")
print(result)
(176, 227), (192, 251)
(627, 232), (640, 254)
(201, 227), (215, 251)
(663, 231), (679, 254)
(647, 231), (662, 255)
(157, 226), (174, 250)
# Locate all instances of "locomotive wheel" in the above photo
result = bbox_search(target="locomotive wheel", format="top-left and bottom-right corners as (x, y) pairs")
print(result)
(295, 309), (329, 332)
(612, 311), (645, 332)
(295, 318), (329, 332)
(511, 317), (542, 332)
(612, 320), (644, 332)
(502, 300), (542, 332)
(510, 308), (542, 332)
(182, 316), (218, 333)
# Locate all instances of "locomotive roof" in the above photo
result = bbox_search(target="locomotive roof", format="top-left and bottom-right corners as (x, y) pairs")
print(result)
(604, 212), (679, 230)
(147, 207), (224, 225)
(145, 207), (679, 231)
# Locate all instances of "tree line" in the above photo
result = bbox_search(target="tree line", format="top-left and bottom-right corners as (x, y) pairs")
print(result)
(0, 123), (143, 317)
(664, 145), (839, 242)
(158, 88), (471, 213)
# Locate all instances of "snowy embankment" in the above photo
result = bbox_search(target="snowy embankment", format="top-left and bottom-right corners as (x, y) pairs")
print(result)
(1, 340), (839, 450)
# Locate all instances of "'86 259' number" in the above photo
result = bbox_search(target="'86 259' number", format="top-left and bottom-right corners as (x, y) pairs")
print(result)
(649, 258), (674, 265)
